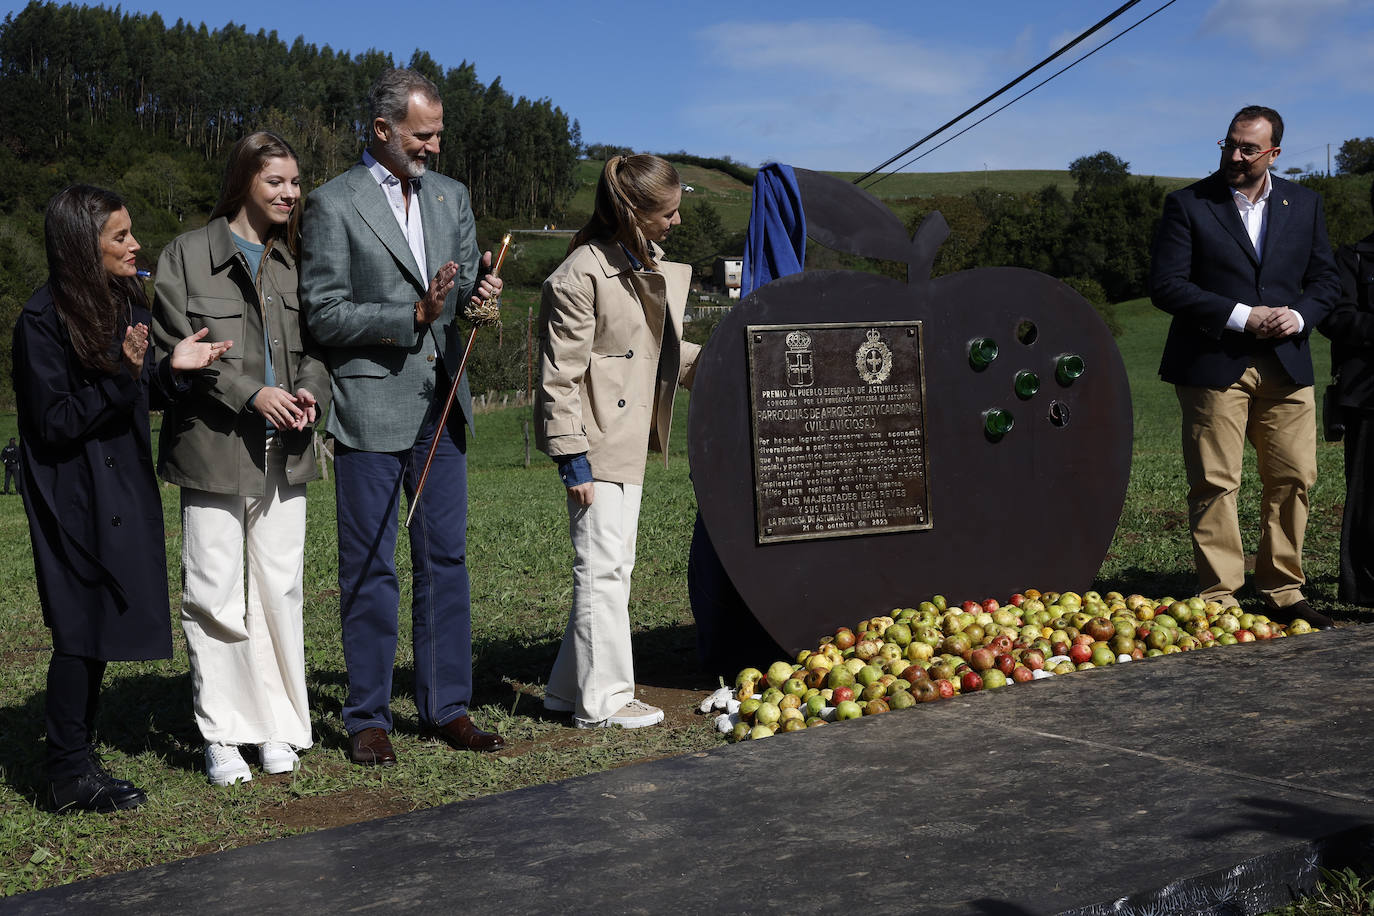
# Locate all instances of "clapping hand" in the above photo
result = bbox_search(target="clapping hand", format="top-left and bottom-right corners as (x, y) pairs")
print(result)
(122, 323), (150, 379)
(170, 327), (233, 372)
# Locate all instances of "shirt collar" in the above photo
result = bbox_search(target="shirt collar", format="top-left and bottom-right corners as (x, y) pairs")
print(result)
(1231, 170), (1271, 207)
(362, 149), (420, 191)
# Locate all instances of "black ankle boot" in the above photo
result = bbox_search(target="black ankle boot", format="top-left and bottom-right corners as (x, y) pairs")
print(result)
(88, 751), (135, 791)
(50, 771), (147, 813)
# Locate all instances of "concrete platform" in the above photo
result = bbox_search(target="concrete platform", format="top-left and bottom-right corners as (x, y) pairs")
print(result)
(11, 627), (1374, 915)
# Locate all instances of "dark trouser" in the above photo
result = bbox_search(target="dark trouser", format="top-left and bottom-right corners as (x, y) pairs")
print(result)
(45, 651), (106, 780)
(334, 415), (472, 735)
(1340, 411), (1374, 604)
(4, 468), (14, 493)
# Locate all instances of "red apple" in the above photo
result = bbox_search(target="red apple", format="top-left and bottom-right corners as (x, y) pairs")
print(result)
(1011, 666), (1034, 683)
(1068, 643), (1093, 664)
(1021, 648), (1046, 671)
(994, 653), (1015, 675)
(1009, 593), (1026, 607)
(961, 671), (984, 692)
(935, 679), (956, 699)
(831, 685), (855, 704)
(982, 598), (1000, 613)
(912, 679), (940, 703)
(900, 665), (929, 685)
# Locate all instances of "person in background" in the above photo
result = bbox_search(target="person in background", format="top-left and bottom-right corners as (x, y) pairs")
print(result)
(153, 131), (330, 786)
(14, 185), (229, 813)
(2, 437), (18, 494)
(1149, 105), (1341, 628)
(536, 154), (700, 728)
(1318, 182), (1374, 605)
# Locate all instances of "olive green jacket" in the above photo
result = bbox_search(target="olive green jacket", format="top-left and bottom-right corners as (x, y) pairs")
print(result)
(152, 217), (331, 496)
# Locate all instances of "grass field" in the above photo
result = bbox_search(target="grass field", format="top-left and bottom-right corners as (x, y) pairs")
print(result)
(0, 290), (1366, 898)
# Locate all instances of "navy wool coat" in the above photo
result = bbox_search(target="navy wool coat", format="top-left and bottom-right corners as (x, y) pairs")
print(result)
(13, 285), (179, 661)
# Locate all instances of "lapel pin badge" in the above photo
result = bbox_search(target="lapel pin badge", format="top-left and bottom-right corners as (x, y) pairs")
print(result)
(437, 194), (445, 203)
(1283, 199), (1288, 206)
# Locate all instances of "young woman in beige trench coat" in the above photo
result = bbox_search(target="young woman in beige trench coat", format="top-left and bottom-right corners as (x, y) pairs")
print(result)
(535, 155), (700, 728)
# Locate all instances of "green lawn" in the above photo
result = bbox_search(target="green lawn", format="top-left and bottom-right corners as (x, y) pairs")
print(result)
(0, 291), (1364, 896)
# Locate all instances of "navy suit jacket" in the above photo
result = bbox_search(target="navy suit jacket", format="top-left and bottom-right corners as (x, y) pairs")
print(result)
(1149, 172), (1340, 388)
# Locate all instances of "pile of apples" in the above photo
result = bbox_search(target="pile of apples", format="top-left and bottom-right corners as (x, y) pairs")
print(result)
(711, 589), (1317, 741)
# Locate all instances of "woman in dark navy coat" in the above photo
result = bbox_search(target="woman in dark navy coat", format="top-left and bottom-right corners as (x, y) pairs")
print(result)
(13, 185), (231, 813)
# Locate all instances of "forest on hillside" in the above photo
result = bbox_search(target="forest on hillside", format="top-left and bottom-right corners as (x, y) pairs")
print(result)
(0, 1), (581, 405)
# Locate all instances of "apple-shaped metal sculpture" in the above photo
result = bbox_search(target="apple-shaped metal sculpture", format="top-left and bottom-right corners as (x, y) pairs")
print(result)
(688, 169), (1132, 653)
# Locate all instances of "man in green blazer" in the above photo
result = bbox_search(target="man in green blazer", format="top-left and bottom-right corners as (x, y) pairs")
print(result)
(301, 69), (504, 765)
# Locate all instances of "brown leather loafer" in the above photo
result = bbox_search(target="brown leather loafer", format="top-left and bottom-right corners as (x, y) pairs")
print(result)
(348, 727), (397, 766)
(423, 715), (505, 752)
(1269, 599), (1335, 629)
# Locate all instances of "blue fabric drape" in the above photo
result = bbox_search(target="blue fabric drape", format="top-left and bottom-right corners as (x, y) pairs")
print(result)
(689, 163), (807, 675)
(742, 163), (806, 298)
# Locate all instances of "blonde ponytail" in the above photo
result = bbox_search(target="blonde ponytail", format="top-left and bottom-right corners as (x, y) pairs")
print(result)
(570, 154), (680, 269)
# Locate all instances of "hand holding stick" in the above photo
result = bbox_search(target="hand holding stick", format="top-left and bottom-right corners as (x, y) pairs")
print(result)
(406, 233), (513, 528)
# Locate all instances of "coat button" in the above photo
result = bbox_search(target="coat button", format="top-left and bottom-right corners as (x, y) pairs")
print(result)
(626, 349), (634, 358)
(104, 456), (114, 467)
(111, 515), (122, 527)
(427, 353), (436, 362)
(617, 399), (626, 408)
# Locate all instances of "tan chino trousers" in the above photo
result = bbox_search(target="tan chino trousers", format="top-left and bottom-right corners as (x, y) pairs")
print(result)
(1176, 352), (1317, 609)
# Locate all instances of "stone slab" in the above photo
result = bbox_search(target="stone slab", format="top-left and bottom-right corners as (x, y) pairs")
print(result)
(10, 628), (1374, 915)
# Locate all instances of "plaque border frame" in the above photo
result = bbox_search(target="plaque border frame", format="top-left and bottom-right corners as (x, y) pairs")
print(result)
(745, 320), (932, 545)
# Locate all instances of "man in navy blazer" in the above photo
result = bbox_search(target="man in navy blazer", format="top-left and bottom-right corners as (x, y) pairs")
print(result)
(301, 69), (505, 764)
(1150, 105), (1341, 628)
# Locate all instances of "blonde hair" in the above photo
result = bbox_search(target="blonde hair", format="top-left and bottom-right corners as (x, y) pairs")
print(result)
(570, 154), (680, 268)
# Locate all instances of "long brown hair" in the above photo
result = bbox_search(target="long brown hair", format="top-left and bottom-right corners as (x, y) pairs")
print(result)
(210, 131), (303, 257)
(44, 185), (144, 375)
(570, 154), (680, 269)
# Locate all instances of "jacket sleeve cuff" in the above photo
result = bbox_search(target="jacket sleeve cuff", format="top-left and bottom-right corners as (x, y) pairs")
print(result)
(555, 453), (592, 487)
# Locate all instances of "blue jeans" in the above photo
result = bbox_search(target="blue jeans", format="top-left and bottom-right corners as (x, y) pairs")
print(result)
(334, 416), (472, 734)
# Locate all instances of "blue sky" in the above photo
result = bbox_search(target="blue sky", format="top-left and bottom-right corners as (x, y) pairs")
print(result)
(6, 0), (1372, 178)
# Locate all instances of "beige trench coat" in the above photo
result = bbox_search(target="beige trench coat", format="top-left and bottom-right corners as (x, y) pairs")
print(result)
(536, 239), (700, 486)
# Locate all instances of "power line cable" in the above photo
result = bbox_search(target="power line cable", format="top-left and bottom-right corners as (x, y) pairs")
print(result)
(862, 0), (1179, 188)
(852, 0), (1143, 186)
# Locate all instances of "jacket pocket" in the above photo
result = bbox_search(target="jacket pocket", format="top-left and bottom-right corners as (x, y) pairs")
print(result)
(186, 296), (244, 359)
(280, 293), (306, 353)
(331, 353), (389, 379)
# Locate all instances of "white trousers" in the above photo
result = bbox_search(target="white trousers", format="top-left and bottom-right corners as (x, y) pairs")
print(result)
(547, 480), (642, 723)
(180, 439), (312, 748)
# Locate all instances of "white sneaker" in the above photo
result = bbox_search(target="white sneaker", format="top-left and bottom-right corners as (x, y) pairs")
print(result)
(575, 699), (665, 730)
(205, 743), (252, 786)
(258, 741), (298, 775)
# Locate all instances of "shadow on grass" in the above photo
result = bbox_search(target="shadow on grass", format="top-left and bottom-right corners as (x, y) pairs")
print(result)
(470, 617), (777, 700)
(0, 668), (201, 801)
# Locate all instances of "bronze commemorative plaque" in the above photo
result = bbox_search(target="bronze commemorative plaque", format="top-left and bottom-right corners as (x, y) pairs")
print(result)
(746, 321), (930, 544)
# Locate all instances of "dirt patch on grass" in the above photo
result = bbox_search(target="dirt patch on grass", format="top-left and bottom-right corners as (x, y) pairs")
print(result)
(259, 786), (416, 832)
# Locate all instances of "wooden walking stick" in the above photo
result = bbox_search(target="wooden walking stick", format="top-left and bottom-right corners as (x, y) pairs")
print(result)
(406, 233), (512, 528)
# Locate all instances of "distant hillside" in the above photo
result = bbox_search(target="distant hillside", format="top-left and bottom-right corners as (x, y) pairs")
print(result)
(565, 159), (1198, 237)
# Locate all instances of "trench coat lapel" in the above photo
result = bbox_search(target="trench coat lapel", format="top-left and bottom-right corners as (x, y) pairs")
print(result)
(346, 165), (425, 293)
